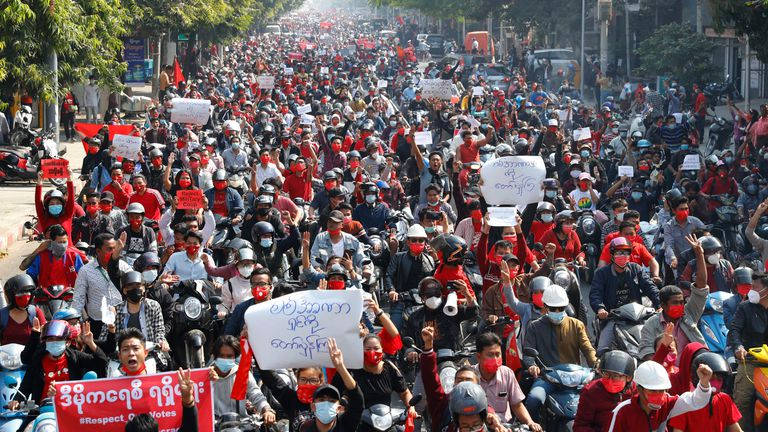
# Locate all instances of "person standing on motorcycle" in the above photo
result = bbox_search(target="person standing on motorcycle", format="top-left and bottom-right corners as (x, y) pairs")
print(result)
(523, 284), (597, 423)
(128, 174), (165, 222)
(0, 274), (47, 345)
(35, 170), (76, 240)
(22, 224), (84, 293)
(746, 199), (768, 266)
(591, 237), (661, 353)
(678, 235), (734, 293)
(116, 203), (158, 259)
(385, 224), (435, 330)
(539, 210), (586, 264)
(607, 360), (714, 432)
(573, 350), (636, 432)
(663, 197), (706, 273)
(700, 161), (739, 212)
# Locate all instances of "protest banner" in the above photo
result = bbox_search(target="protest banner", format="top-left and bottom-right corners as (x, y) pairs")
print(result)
(41, 159), (69, 179)
(170, 98), (211, 125)
(682, 154), (701, 170)
(414, 131), (432, 146)
(300, 114), (315, 125)
(176, 189), (203, 210)
(473, 86), (484, 96)
(573, 127), (591, 141)
(256, 75), (275, 90)
(420, 79), (453, 100)
(112, 134), (142, 160)
(487, 206), (519, 227)
(244, 289), (364, 369)
(284, 67), (294, 75)
(479, 156), (546, 206)
(377, 80), (388, 89)
(296, 104), (312, 115)
(320, 67), (329, 74)
(617, 165), (634, 178)
(54, 369), (213, 432)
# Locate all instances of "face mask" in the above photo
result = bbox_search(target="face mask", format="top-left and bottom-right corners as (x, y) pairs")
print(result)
(365, 194), (377, 204)
(601, 377), (626, 394)
(350, 160), (360, 170)
(737, 284), (752, 297)
(707, 253), (720, 265)
(112, 175), (123, 183)
(86, 204), (99, 216)
(425, 296), (442, 310)
(561, 224), (573, 234)
(327, 280), (345, 290)
(260, 155), (270, 164)
(232, 143), (241, 151)
(331, 143), (342, 152)
(615, 212), (625, 221)
(545, 190), (557, 199)
(314, 401), (338, 424)
(644, 391), (665, 410)
(580, 150), (590, 158)
(324, 181), (335, 191)
(570, 170), (581, 178)
(46, 340), (67, 357)
(214, 181), (227, 191)
(130, 219), (143, 230)
(579, 181), (589, 191)
(710, 377), (723, 392)
(178, 179), (192, 188)
(631, 191), (643, 201)
(69, 324), (81, 340)
(327, 228), (341, 236)
(252, 286), (270, 301)
(260, 238), (273, 248)
(680, 144), (689, 151)
(470, 209), (483, 221)
(297, 383), (319, 404)
(548, 311), (565, 324)
(540, 213), (554, 223)
(15, 293), (31, 308)
(748, 289), (764, 304)
(613, 255), (630, 267)
(201, 157), (209, 165)
(50, 241), (67, 257)
(126, 289), (143, 303)
(409, 243), (425, 255)
(186, 245), (200, 256)
(214, 358), (236, 373)
(725, 157), (734, 164)
(238, 265), (254, 278)
(481, 357), (502, 375)
(666, 304), (684, 319)
(675, 209), (689, 222)
(142, 270), (158, 283)
(363, 350), (383, 366)
(48, 204), (63, 216)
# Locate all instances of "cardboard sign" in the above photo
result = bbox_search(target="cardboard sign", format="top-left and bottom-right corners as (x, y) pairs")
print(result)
(617, 165), (634, 178)
(377, 80), (388, 89)
(170, 98), (211, 125)
(573, 127), (592, 141)
(176, 189), (203, 210)
(479, 156), (546, 206)
(41, 159), (69, 179)
(558, 109), (570, 122)
(296, 104), (312, 115)
(54, 369), (213, 432)
(420, 79), (453, 100)
(244, 289), (364, 369)
(473, 86), (484, 96)
(487, 206), (519, 227)
(284, 67), (294, 75)
(682, 154), (700, 170)
(320, 67), (329, 74)
(257, 75), (275, 90)
(111, 134), (142, 160)
(300, 114), (315, 125)
(414, 131), (433, 146)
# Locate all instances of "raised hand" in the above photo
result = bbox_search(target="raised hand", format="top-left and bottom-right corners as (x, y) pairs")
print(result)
(32, 317), (42, 333)
(327, 338), (344, 369)
(82, 321), (95, 348)
(660, 322), (675, 347)
(178, 368), (195, 407)
(685, 234), (703, 256)
(421, 326), (434, 351)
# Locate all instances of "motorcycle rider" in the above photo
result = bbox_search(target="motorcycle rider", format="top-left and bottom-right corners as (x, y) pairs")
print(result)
(128, 174), (165, 221)
(0, 274), (47, 345)
(205, 169), (244, 222)
(724, 266), (753, 328)
(100, 191), (127, 231)
(133, 251), (174, 333)
(223, 268), (275, 337)
(597, 222), (661, 283)
(310, 210), (371, 278)
(573, 350), (636, 432)
(22, 224), (84, 291)
(35, 171), (76, 240)
(679, 235), (734, 293)
(539, 210), (586, 264)
(72, 190), (115, 249)
(746, 199), (768, 265)
(203, 247), (256, 313)
(252, 216), (299, 278)
(102, 164), (134, 209)
(701, 161), (739, 212)
(116, 203), (158, 258)
(663, 197), (706, 273)
(163, 230), (209, 281)
(352, 184), (392, 231)
(523, 284), (597, 423)
(385, 224), (436, 330)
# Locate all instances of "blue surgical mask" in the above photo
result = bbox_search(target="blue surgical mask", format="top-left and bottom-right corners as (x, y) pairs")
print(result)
(725, 157), (734, 164)
(541, 214), (553, 223)
(580, 150), (590, 158)
(214, 358), (237, 373)
(314, 401), (338, 424)
(545, 190), (557, 199)
(679, 144), (689, 151)
(547, 311), (565, 324)
(260, 238), (273, 248)
(424, 226), (435, 233)
(48, 204), (63, 216)
(46, 340), (67, 357)
(631, 191), (643, 201)
(365, 194), (376, 204)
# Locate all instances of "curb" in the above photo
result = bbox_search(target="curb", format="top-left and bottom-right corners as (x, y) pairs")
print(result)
(0, 222), (27, 253)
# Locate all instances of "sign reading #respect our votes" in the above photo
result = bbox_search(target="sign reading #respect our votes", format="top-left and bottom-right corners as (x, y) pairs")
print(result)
(244, 289), (364, 370)
(170, 98), (211, 125)
(479, 156), (546, 206)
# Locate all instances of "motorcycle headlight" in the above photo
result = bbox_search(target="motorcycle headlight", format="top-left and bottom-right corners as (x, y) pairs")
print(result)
(582, 218), (596, 236)
(553, 271), (571, 288)
(0, 347), (22, 370)
(371, 413), (393, 431)
(710, 298), (724, 314)
(183, 297), (202, 320)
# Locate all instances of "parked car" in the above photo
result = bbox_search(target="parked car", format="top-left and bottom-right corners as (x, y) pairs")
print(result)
(264, 24), (281, 35)
(533, 49), (581, 87)
(426, 34), (445, 57)
(473, 63), (514, 92)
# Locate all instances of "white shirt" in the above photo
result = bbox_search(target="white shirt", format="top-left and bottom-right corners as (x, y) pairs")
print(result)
(569, 188), (600, 210)
(221, 275), (253, 311)
(254, 163), (283, 188)
(331, 238), (345, 258)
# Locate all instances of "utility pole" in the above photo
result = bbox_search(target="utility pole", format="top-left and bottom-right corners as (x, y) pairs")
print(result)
(46, 0), (59, 145)
(625, 4), (631, 77)
(487, 12), (493, 59)
(580, 0), (586, 98)
(598, 0), (611, 71)
(746, 36), (751, 110)
(696, 0), (703, 34)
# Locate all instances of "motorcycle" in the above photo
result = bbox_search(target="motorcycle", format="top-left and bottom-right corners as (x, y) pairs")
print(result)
(210, 215), (241, 266)
(33, 285), (73, 320)
(704, 76), (741, 106)
(698, 291), (734, 361)
(574, 210), (601, 283)
(524, 347), (594, 432)
(0, 129), (66, 186)
(0, 371), (35, 432)
(169, 280), (223, 368)
(596, 302), (656, 358)
(746, 345), (768, 428)
(704, 115), (734, 156)
(709, 194), (747, 264)
(360, 394), (421, 432)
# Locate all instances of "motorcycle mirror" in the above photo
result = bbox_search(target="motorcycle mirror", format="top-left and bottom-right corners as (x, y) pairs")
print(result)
(523, 347), (539, 358)
(4, 375), (17, 388)
(402, 336), (416, 349)
(409, 394), (423, 407)
(23, 221), (33, 230)
(209, 296), (223, 306)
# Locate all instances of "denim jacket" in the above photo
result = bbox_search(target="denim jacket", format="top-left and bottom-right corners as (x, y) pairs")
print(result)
(309, 231), (372, 274)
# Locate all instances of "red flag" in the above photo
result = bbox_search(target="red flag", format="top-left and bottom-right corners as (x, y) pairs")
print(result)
(74, 123), (134, 151)
(404, 409), (416, 432)
(173, 57), (185, 87)
(230, 337), (252, 400)
(396, 15), (404, 26)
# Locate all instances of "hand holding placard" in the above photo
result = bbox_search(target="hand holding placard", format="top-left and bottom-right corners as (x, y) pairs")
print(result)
(176, 189), (203, 210)
(41, 159), (69, 179)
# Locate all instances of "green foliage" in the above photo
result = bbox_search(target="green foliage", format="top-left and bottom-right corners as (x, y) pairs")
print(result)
(498, 0), (583, 48)
(710, 0), (768, 64)
(369, 0), (501, 20)
(633, 22), (718, 89)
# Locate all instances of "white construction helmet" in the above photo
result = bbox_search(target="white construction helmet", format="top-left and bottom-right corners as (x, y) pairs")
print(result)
(407, 224), (427, 239)
(634, 360), (672, 390)
(542, 285), (569, 308)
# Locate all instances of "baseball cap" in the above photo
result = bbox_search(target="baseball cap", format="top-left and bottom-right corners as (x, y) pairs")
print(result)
(328, 210), (344, 223)
(313, 384), (341, 401)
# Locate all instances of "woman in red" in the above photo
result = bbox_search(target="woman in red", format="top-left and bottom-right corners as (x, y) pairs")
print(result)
(35, 171), (75, 241)
(539, 210), (586, 264)
(0, 275), (47, 346)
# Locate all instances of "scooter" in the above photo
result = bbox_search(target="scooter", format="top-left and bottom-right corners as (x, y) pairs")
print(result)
(746, 345), (768, 428)
(0, 130), (66, 186)
(596, 302), (656, 358)
(709, 195), (747, 264)
(0, 373), (35, 432)
(575, 210), (601, 283)
(698, 291), (734, 360)
(524, 347), (593, 432)
(360, 394), (422, 432)
(704, 115), (734, 156)
(169, 280), (222, 368)
(0, 344), (25, 431)
(33, 285), (73, 320)
(704, 76), (741, 106)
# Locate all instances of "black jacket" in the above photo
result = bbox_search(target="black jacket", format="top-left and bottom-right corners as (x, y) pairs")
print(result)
(728, 301), (768, 352)
(403, 304), (478, 352)
(384, 250), (435, 293)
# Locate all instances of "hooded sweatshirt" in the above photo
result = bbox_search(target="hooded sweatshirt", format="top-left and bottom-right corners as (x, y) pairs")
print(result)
(664, 341), (707, 396)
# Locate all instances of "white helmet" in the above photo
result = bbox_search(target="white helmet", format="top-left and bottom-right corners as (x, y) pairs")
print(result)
(223, 119), (242, 133)
(407, 224), (427, 239)
(633, 360), (671, 390)
(542, 285), (569, 308)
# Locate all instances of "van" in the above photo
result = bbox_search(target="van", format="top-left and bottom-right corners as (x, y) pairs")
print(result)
(265, 24), (281, 35)
(464, 31), (495, 59)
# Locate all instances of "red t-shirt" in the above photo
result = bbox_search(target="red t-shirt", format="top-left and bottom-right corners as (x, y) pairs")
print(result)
(41, 353), (70, 397)
(1, 307), (46, 345)
(457, 141), (479, 163)
(283, 173), (312, 201)
(530, 221), (554, 244)
(128, 189), (164, 221)
(102, 181), (134, 209)
(212, 190), (228, 217)
(599, 241), (654, 266)
(667, 392), (740, 431)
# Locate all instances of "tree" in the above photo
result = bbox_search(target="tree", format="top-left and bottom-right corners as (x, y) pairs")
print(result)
(498, 0), (584, 51)
(633, 22), (718, 90)
(710, 0), (768, 64)
(368, 0), (501, 20)
(0, 0), (129, 103)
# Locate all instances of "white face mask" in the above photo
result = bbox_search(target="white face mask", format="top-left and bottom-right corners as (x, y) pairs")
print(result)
(142, 270), (158, 283)
(749, 289), (764, 304)
(706, 254), (720, 265)
(424, 296), (442, 310)
(238, 265), (255, 278)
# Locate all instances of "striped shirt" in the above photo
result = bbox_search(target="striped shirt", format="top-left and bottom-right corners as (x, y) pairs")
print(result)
(72, 259), (132, 320)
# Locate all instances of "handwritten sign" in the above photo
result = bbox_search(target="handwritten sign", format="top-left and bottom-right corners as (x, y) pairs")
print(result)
(420, 79), (453, 100)
(284, 67), (294, 75)
(479, 156), (546, 206)
(54, 369), (213, 432)
(176, 189), (203, 210)
(41, 159), (69, 179)
(257, 75), (275, 90)
(473, 86), (484, 96)
(487, 206), (519, 227)
(244, 289), (364, 369)
(414, 131), (432, 146)
(320, 67), (329, 74)
(112, 134), (142, 160)
(617, 165), (634, 178)
(573, 127), (592, 141)
(682, 154), (700, 170)
(300, 114), (315, 125)
(170, 98), (211, 125)
(297, 104), (312, 115)
(377, 80), (388, 89)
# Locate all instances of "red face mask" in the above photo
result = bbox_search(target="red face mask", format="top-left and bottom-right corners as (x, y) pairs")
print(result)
(186, 245), (200, 256)
(363, 350), (383, 366)
(86, 204), (99, 216)
(470, 209), (483, 220)
(324, 181), (335, 191)
(331, 143), (342, 152)
(578, 181), (589, 191)
(563, 154), (572, 164)
(178, 179), (192, 188)
(409, 242), (425, 255)
(15, 293), (31, 308)
(260, 155), (271, 164)
(327, 280), (345, 290)
(601, 377), (626, 394)
(100, 203), (113, 213)
(214, 181), (227, 191)
(675, 209), (689, 222)
(176, 140), (186, 149)
(710, 377), (723, 392)
(151, 158), (163, 168)
(490, 255), (503, 265)
(252, 286), (270, 301)
(134, 185), (146, 194)
(481, 356), (502, 375)
(644, 391), (666, 409)
(738, 284), (752, 296)
(296, 383), (319, 404)
(130, 219), (142, 229)
(667, 304), (684, 319)
(613, 255), (630, 267)
(532, 292), (544, 308)
(112, 175), (123, 184)
(88, 146), (100, 154)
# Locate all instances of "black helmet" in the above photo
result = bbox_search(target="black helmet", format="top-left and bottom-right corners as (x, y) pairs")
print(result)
(495, 144), (514, 158)
(213, 169), (228, 182)
(133, 252), (161, 271)
(600, 350), (636, 377)
(542, 178), (560, 189)
(554, 210), (574, 224)
(734, 266), (753, 286)
(121, 271), (143, 287)
(664, 188), (683, 203)
(253, 221), (275, 236)
(327, 264), (349, 280)
(537, 202), (556, 213)
(5, 274), (35, 297)
(226, 238), (253, 251)
(259, 184), (276, 196)
(529, 276), (552, 294)
(430, 234), (467, 265)
(699, 235), (723, 253)
(691, 351), (730, 385)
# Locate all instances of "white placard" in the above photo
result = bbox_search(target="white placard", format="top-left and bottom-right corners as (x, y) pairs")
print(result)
(573, 127), (591, 141)
(170, 98), (211, 125)
(284, 67), (294, 75)
(300, 114), (315, 125)
(467, 116), (481, 128)
(617, 165), (634, 178)
(320, 67), (329, 74)
(257, 75), (275, 90)
(673, 113), (682, 124)
(297, 104), (312, 115)
(414, 131), (432, 146)
(682, 154), (701, 170)
(420, 79), (454, 100)
(244, 289), (364, 369)
(377, 80), (388, 89)
(558, 110), (569, 122)
(473, 86), (484, 96)
(111, 134), (142, 160)
(487, 206), (519, 227)
(479, 156), (547, 206)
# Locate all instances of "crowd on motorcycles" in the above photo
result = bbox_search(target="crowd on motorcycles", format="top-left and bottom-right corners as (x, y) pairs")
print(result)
(8, 7), (768, 432)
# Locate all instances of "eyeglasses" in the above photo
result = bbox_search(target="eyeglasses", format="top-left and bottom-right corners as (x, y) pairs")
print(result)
(409, 238), (426, 243)
(297, 377), (322, 385)
(253, 281), (270, 287)
(548, 306), (566, 312)
(458, 423), (486, 432)
(614, 250), (631, 256)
